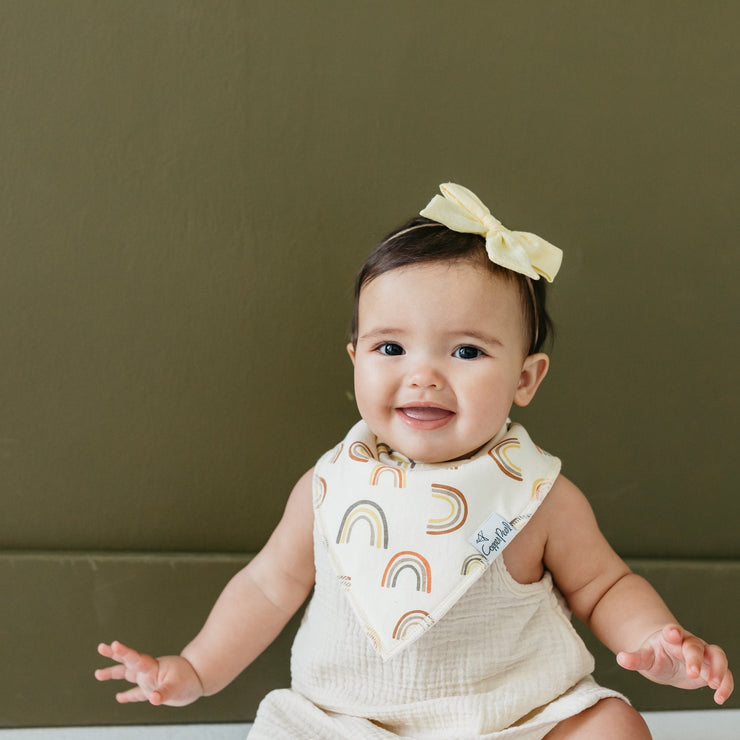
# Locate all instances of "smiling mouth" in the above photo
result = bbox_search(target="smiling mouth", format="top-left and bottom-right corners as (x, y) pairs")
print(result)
(396, 406), (455, 429)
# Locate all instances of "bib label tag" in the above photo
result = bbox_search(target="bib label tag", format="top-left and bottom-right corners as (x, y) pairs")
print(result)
(469, 512), (517, 561)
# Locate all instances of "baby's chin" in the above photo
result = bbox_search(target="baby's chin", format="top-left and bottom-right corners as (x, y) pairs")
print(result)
(367, 417), (500, 464)
(396, 441), (489, 465)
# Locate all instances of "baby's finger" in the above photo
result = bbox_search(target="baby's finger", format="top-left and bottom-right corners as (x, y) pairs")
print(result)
(680, 636), (709, 679)
(109, 640), (157, 673)
(661, 624), (685, 644)
(713, 667), (734, 705)
(702, 645), (729, 684)
(149, 687), (169, 706)
(108, 640), (138, 661)
(702, 647), (732, 701)
(97, 642), (116, 659)
(617, 646), (655, 673)
(115, 686), (149, 704)
(94, 664), (127, 682)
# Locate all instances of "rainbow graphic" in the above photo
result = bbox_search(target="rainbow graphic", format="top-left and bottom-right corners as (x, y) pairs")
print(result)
(313, 476), (327, 507)
(370, 464), (406, 488)
(426, 484), (468, 535)
(336, 500), (389, 549)
(531, 477), (552, 501)
(329, 443), (344, 464)
(365, 626), (382, 653)
(377, 443), (414, 468)
(381, 551), (432, 593)
(349, 440), (374, 462)
(392, 609), (434, 640)
(460, 553), (487, 575)
(488, 438), (523, 481)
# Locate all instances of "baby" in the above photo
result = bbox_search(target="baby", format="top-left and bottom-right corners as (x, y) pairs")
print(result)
(96, 184), (733, 739)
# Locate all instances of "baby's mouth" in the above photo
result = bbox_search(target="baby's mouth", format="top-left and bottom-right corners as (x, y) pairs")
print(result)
(396, 406), (455, 430)
(400, 406), (453, 421)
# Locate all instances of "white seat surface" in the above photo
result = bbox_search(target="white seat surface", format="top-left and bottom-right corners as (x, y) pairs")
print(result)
(0, 711), (738, 739)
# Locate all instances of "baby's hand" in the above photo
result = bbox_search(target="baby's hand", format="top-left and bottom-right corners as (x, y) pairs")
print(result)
(617, 624), (734, 705)
(95, 641), (204, 707)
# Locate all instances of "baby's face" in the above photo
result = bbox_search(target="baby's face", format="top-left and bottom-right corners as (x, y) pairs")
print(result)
(348, 261), (546, 463)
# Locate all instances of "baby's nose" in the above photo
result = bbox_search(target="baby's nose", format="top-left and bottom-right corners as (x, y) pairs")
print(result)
(407, 363), (445, 389)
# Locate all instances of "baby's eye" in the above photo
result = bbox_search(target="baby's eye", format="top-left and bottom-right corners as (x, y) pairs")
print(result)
(453, 345), (484, 360)
(377, 342), (404, 356)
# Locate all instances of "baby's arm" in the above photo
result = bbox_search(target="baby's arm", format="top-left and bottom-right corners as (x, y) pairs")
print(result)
(542, 476), (733, 705)
(95, 468), (316, 705)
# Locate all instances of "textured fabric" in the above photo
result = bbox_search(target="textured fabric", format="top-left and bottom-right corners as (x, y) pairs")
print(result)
(250, 678), (618, 740)
(249, 422), (627, 738)
(312, 419), (561, 660)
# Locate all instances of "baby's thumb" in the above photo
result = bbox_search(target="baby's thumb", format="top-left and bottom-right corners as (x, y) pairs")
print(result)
(617, 646), (654, 673)
(148, 686), (169, 706)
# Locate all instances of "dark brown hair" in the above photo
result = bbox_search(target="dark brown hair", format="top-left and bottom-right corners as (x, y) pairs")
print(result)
(350, 216), (553, 355)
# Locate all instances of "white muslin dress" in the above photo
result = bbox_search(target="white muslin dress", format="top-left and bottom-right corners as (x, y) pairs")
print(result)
(249, 421), (626, 739)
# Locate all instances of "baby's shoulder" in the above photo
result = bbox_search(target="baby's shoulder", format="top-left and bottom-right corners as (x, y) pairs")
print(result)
(289, 466), (315, 509)
(506, 475), (598, 577)
(540, 474), (596, 522)
(530, 474), (601, 544)
(501, 475), (587, 583)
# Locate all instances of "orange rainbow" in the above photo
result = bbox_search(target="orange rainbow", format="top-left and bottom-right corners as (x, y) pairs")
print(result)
(370, 464), (406, 488)
(392, 609), (433, 640)
(381, 550), (432, 593)
(365, 626), (382, 653)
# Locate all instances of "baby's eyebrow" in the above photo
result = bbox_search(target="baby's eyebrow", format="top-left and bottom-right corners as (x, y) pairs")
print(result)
(359, 327), (505, 348)
(358, 327), (406, 341)
(448, 330), (504, 347)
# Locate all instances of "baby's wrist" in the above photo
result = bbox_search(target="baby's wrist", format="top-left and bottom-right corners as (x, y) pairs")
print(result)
(178, 651), (207, 697)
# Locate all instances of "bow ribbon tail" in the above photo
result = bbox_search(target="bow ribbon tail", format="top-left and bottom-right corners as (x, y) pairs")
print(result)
(485, 232), (540, 280)
(515, 232), (562, 282)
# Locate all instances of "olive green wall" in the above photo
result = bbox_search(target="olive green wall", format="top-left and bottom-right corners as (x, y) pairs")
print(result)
(1, 0), (738, 727)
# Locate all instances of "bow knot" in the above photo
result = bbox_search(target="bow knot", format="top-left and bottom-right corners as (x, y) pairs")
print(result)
(419, 183), (562, 282)
(481, 213), (503, 235)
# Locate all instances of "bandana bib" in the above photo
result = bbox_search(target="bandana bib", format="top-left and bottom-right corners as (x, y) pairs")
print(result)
(312, 420), (561, 661)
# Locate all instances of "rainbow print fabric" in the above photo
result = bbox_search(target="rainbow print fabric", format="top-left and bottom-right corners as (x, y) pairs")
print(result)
(313, 419), (561, 661)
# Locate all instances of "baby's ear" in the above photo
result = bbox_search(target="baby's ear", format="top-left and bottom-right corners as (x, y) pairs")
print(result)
(346, 343), (356, 365)
(513, 353), (549, 407)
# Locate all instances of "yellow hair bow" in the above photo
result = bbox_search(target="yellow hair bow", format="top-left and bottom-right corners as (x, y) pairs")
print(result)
(420, 183), (562, 282)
